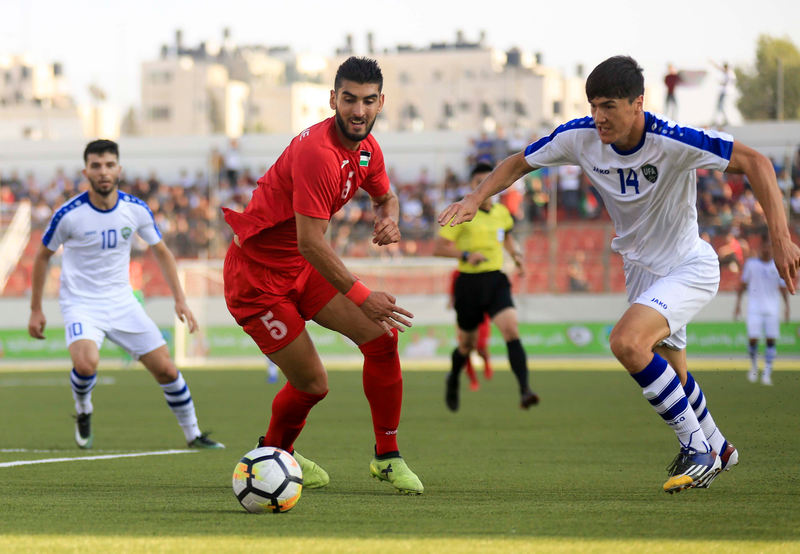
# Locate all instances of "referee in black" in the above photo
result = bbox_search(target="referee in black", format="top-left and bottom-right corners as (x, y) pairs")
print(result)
(434, 163), (539, 411)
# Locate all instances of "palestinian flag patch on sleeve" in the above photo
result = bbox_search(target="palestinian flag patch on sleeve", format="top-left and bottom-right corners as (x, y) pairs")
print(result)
(359, 150), (371, 167)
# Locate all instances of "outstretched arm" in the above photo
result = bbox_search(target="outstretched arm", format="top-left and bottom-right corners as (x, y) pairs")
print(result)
(727, 141), (800, 293)
(150, 240), (198, 332)
(28, 244), (55, 339)
(438, 152), (534, 227)
(296, 212), (412, 335)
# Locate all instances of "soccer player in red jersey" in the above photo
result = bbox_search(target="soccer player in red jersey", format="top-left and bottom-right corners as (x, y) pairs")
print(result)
(222, 57), (423, 494)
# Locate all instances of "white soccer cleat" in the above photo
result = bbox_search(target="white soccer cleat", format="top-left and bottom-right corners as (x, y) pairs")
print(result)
(747, 368), (758, 383)
(761, 374), (773, 386)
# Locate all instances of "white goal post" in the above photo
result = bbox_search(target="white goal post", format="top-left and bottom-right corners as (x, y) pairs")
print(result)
(175, 257), (458, 369)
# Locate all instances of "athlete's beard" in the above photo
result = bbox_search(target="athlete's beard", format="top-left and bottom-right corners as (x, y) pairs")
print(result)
(335, 110), (376, 143)
(88, 177), (118, 197)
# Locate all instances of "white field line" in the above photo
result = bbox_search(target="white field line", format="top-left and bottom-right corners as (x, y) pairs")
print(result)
(0, 377), (116, 387)
(0, 449), (196, 468)
(0, 449), (160, 453)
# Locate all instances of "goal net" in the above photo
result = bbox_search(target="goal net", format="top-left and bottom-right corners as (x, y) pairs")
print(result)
(175, 257), (459, 369)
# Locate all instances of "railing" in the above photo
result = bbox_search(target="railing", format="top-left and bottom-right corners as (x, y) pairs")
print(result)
(0, 202), (32, 293)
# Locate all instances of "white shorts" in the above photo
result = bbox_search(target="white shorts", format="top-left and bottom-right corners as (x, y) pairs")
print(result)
(625, 241), (720, 351)
(61, 296), (166, 360)
(747, 312), (780, 340)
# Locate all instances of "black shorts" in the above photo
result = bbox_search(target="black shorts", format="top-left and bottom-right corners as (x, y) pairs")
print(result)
(454, 271), (514, 331)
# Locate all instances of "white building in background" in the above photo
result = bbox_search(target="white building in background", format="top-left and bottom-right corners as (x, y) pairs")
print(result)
(0, 53), (118, 141)
(140, 30), (332, 137)
(326, 32), (589, 134)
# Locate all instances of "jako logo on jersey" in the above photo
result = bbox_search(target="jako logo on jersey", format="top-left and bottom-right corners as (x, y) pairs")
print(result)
(299, 128), (310, 141)
(341, 160), (349, 169)
(642, 164), (658, 183)
(121, 227), (132, 240)
(651, 298), (667, 309)
(85, 230), (97, 236)
(592, 167), (610, 174)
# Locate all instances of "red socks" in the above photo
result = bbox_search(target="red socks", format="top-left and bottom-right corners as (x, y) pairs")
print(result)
(263, 382), (327, 452)
(359, 330), (403, 455)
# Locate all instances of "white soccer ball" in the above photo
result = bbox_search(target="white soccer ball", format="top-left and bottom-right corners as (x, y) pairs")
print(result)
(232, 447), (303, 513)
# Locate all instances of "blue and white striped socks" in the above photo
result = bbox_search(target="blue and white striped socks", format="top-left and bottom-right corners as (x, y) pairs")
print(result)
(683, 373), (726, 455)
(748, 343), (758, 371)
(631, 354), (710, 453)
(70, 368), (96, 415)
(764, 345), (776, 378)
(160, 372), (200, 443)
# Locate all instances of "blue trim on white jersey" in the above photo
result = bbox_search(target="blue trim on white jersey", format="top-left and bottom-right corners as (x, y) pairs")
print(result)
(524, 116), (595, 157)
(42, 192), (90, 247)
(120, 192), (162, 240)
(646, 112), (733, 160)
(611, 113), (653, 156)
(86, 193), (120, 213)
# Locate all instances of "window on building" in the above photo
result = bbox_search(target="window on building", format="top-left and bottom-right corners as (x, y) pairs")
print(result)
(399, 72), (411, 84)
(514, 101), (527, 116)
(481, 102), (492, 117)
(432, 70), (443, 81)
(463, 69), (474, 79)
(402, 104), (420, 120)
(150, 107), (171, 121)
(459, 101), (470, 112)
(151, 72), (173, 84)
(4, 71), (11, 84)
(443, 102), (454, 118)
(553, 101), (562, 115)
(21, 66), (31, 79)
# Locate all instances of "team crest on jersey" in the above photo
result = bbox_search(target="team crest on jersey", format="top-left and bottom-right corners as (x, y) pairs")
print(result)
(121, 227), (132, 240)
(641, 164), (658, 183)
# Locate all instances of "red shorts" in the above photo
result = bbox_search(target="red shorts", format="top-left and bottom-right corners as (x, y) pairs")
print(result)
(224, 244), (339, 354)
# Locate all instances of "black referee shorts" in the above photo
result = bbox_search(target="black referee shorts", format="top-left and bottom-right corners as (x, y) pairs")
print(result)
(454, 270), (515, 332)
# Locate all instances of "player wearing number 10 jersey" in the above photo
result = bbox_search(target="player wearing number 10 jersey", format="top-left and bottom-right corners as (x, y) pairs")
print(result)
(28, 140), (223, 451)
(222, 57), (423, 494)
(440, 56), (800, 494)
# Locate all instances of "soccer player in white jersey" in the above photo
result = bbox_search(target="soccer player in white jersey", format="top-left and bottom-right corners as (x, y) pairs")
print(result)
(440, 56), (800, 494)
(734, 236), (789, 386)
(28, 140), (224, 450)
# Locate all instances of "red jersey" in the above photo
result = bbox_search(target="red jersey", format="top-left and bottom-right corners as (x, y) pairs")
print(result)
(222, 117), (390, 270)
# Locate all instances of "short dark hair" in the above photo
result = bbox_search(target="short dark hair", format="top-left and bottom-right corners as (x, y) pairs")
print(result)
(471, 162), (494, 179)
(84, 139), (119, 164)
(585, 56), (644, 102)
(334, 57), (383, 93)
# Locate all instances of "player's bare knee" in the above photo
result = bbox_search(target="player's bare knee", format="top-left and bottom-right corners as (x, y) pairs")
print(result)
(294, 373), (328, 395)
(73, 356), (98, 376)
(459, 332), (477, 353)
(609, 331), (648, 370)
(498, 325), (519, 343)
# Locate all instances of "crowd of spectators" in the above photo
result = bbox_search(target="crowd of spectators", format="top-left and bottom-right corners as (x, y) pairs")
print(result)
(2, 139), (799, 269)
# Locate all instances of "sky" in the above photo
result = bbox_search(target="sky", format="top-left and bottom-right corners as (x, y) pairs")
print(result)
(1, 0), (799, 127)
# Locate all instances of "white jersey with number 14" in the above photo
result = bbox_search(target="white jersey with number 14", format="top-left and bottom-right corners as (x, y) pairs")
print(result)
(524, 112), (733, 275)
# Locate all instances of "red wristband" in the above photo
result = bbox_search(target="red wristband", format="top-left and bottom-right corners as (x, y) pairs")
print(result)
(345, 280), (371, 306)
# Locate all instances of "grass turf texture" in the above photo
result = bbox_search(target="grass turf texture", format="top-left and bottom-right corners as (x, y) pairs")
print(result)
(1, 368), (798, 553)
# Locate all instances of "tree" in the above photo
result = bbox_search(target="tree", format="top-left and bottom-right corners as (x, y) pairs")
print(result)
(735, 35), (800, 121)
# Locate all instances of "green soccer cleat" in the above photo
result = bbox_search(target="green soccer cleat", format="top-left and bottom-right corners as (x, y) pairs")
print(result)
(187, 432), (225, 449)
(74, 413), (93, 450)
(293, 450), (330, 489)
(370, 455), (424, 495)
(254, 436), (329, 488)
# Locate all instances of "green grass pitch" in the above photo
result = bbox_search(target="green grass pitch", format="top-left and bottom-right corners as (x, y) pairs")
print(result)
(0, 367), (798, 553)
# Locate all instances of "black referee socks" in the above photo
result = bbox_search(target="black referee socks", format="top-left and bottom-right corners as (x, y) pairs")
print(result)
(506, 339), (529, 394)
